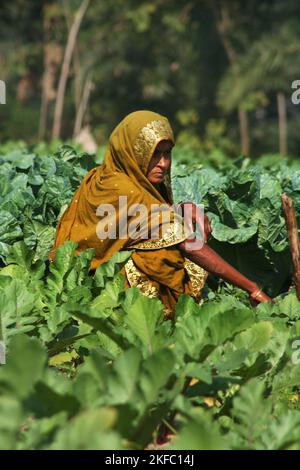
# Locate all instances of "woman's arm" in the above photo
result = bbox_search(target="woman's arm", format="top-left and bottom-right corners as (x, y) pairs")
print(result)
(176, 202), (271, 303)
(178, 238), (271, 302)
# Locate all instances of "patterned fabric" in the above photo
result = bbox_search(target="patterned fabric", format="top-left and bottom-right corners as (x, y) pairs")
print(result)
(49, 110), (208, 316)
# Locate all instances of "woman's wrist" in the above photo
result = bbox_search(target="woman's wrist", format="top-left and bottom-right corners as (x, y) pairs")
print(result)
(249, 285), (263, 299)
(246, 280), (262, 296)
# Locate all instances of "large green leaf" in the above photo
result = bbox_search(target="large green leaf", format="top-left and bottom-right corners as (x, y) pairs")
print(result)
(0, 279), (38, 341)
(94, 250), (132, 287)
(50, 408), (122, 450)
(212, 222), (258, 243)
(124, 293), (164, 355)
(169, 411), (227, 450)
(260, 411), (300, 450)
(234, 321), (273, 353)
(229, 379), (271, 449)
(106, 348), (142, 405)
(0, 395), (24, 450)
(44, 241), (78, 312)
(0, 335), (47, 398)
(276, 293), (300, 320)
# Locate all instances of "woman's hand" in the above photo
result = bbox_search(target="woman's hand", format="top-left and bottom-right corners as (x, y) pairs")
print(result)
(248, 287), (272, 306)
(178, 201), (212, 243)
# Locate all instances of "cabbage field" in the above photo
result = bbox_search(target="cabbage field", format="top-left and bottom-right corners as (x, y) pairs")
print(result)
(1, 143), (300, 450)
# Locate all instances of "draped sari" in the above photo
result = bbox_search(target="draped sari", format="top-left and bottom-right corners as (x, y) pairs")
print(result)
(49, 110), (208, 317)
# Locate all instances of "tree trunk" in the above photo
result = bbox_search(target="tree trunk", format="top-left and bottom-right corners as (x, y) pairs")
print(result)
(73, 75), (93, 138)
(0, 80), (5, 105)
(52, 0), (90, 140)
(39, 4), (63, 140)
(212, 1), (251, 156)
(39, 43), (63, 140)
(39, 84), (48, 140)
(238, 107), (250, 156)
(277, 91), (287, 157)
(62, 2), (82, 115)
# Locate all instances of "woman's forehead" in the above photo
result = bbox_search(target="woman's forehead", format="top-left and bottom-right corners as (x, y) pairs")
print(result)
(155, 140), (174, 152)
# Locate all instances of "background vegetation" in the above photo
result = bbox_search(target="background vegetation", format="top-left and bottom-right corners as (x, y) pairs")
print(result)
(1, 143), (300, 450)
(2, 0), (300, 451)
(1, 0), (300, 157)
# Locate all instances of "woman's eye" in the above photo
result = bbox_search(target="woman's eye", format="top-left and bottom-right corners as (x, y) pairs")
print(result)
(153, 149), (172, 159)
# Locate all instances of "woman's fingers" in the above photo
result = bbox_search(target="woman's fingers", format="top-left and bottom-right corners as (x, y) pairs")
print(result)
(249, 290), (272, 305)
(204, 214), (212, 238)
(179, 202), (212, 242)
(257, 292), (272, 302)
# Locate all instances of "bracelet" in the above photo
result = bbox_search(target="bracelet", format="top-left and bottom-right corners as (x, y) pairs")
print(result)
(250, 287), (263, 300)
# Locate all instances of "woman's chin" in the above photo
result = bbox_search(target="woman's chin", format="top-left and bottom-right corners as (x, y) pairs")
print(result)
(150, 176), (164, 184)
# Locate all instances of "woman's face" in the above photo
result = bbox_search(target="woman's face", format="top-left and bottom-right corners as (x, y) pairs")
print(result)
(146, 140), (173, 184)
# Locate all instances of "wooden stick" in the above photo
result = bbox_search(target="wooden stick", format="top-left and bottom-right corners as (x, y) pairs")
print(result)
(281, 193), (300, 300)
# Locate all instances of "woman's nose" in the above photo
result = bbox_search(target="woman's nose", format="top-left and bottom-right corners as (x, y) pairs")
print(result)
(159, 155), (170, 169)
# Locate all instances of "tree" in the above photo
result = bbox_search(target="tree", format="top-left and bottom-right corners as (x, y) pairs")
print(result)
(210, 0), (251, 156)
(218, 20), (300, 156)
(52, 0), (90, 139)
(39, 2), (64, 140)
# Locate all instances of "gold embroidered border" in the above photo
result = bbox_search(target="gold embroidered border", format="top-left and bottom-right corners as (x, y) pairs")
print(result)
(133, 213), (194, 250)
(124, 258), (160, 298)
(184, 258), (208, 302)
(124, 258), (172, 317)
(124, 257), (207, 317)
(133, 119), (174, 173)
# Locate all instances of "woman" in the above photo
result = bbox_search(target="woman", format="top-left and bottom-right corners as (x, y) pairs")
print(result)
(49, 110), (271, 317)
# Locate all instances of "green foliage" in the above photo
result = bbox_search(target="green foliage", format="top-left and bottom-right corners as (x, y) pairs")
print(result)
(0, 143), (300, 449)
(2, 1), (300, 155)
(0, 145), (95, 264)
(0, 143), (296, 300)
(2, 0), (300, 450)
(172, 156), (298, 296)
(0, 238), (300, 449)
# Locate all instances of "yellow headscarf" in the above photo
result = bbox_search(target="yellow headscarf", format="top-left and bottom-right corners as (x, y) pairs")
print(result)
(49, 110), (207, 316)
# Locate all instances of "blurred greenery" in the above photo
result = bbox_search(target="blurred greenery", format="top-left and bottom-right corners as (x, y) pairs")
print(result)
(0, 0), (299, 157)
